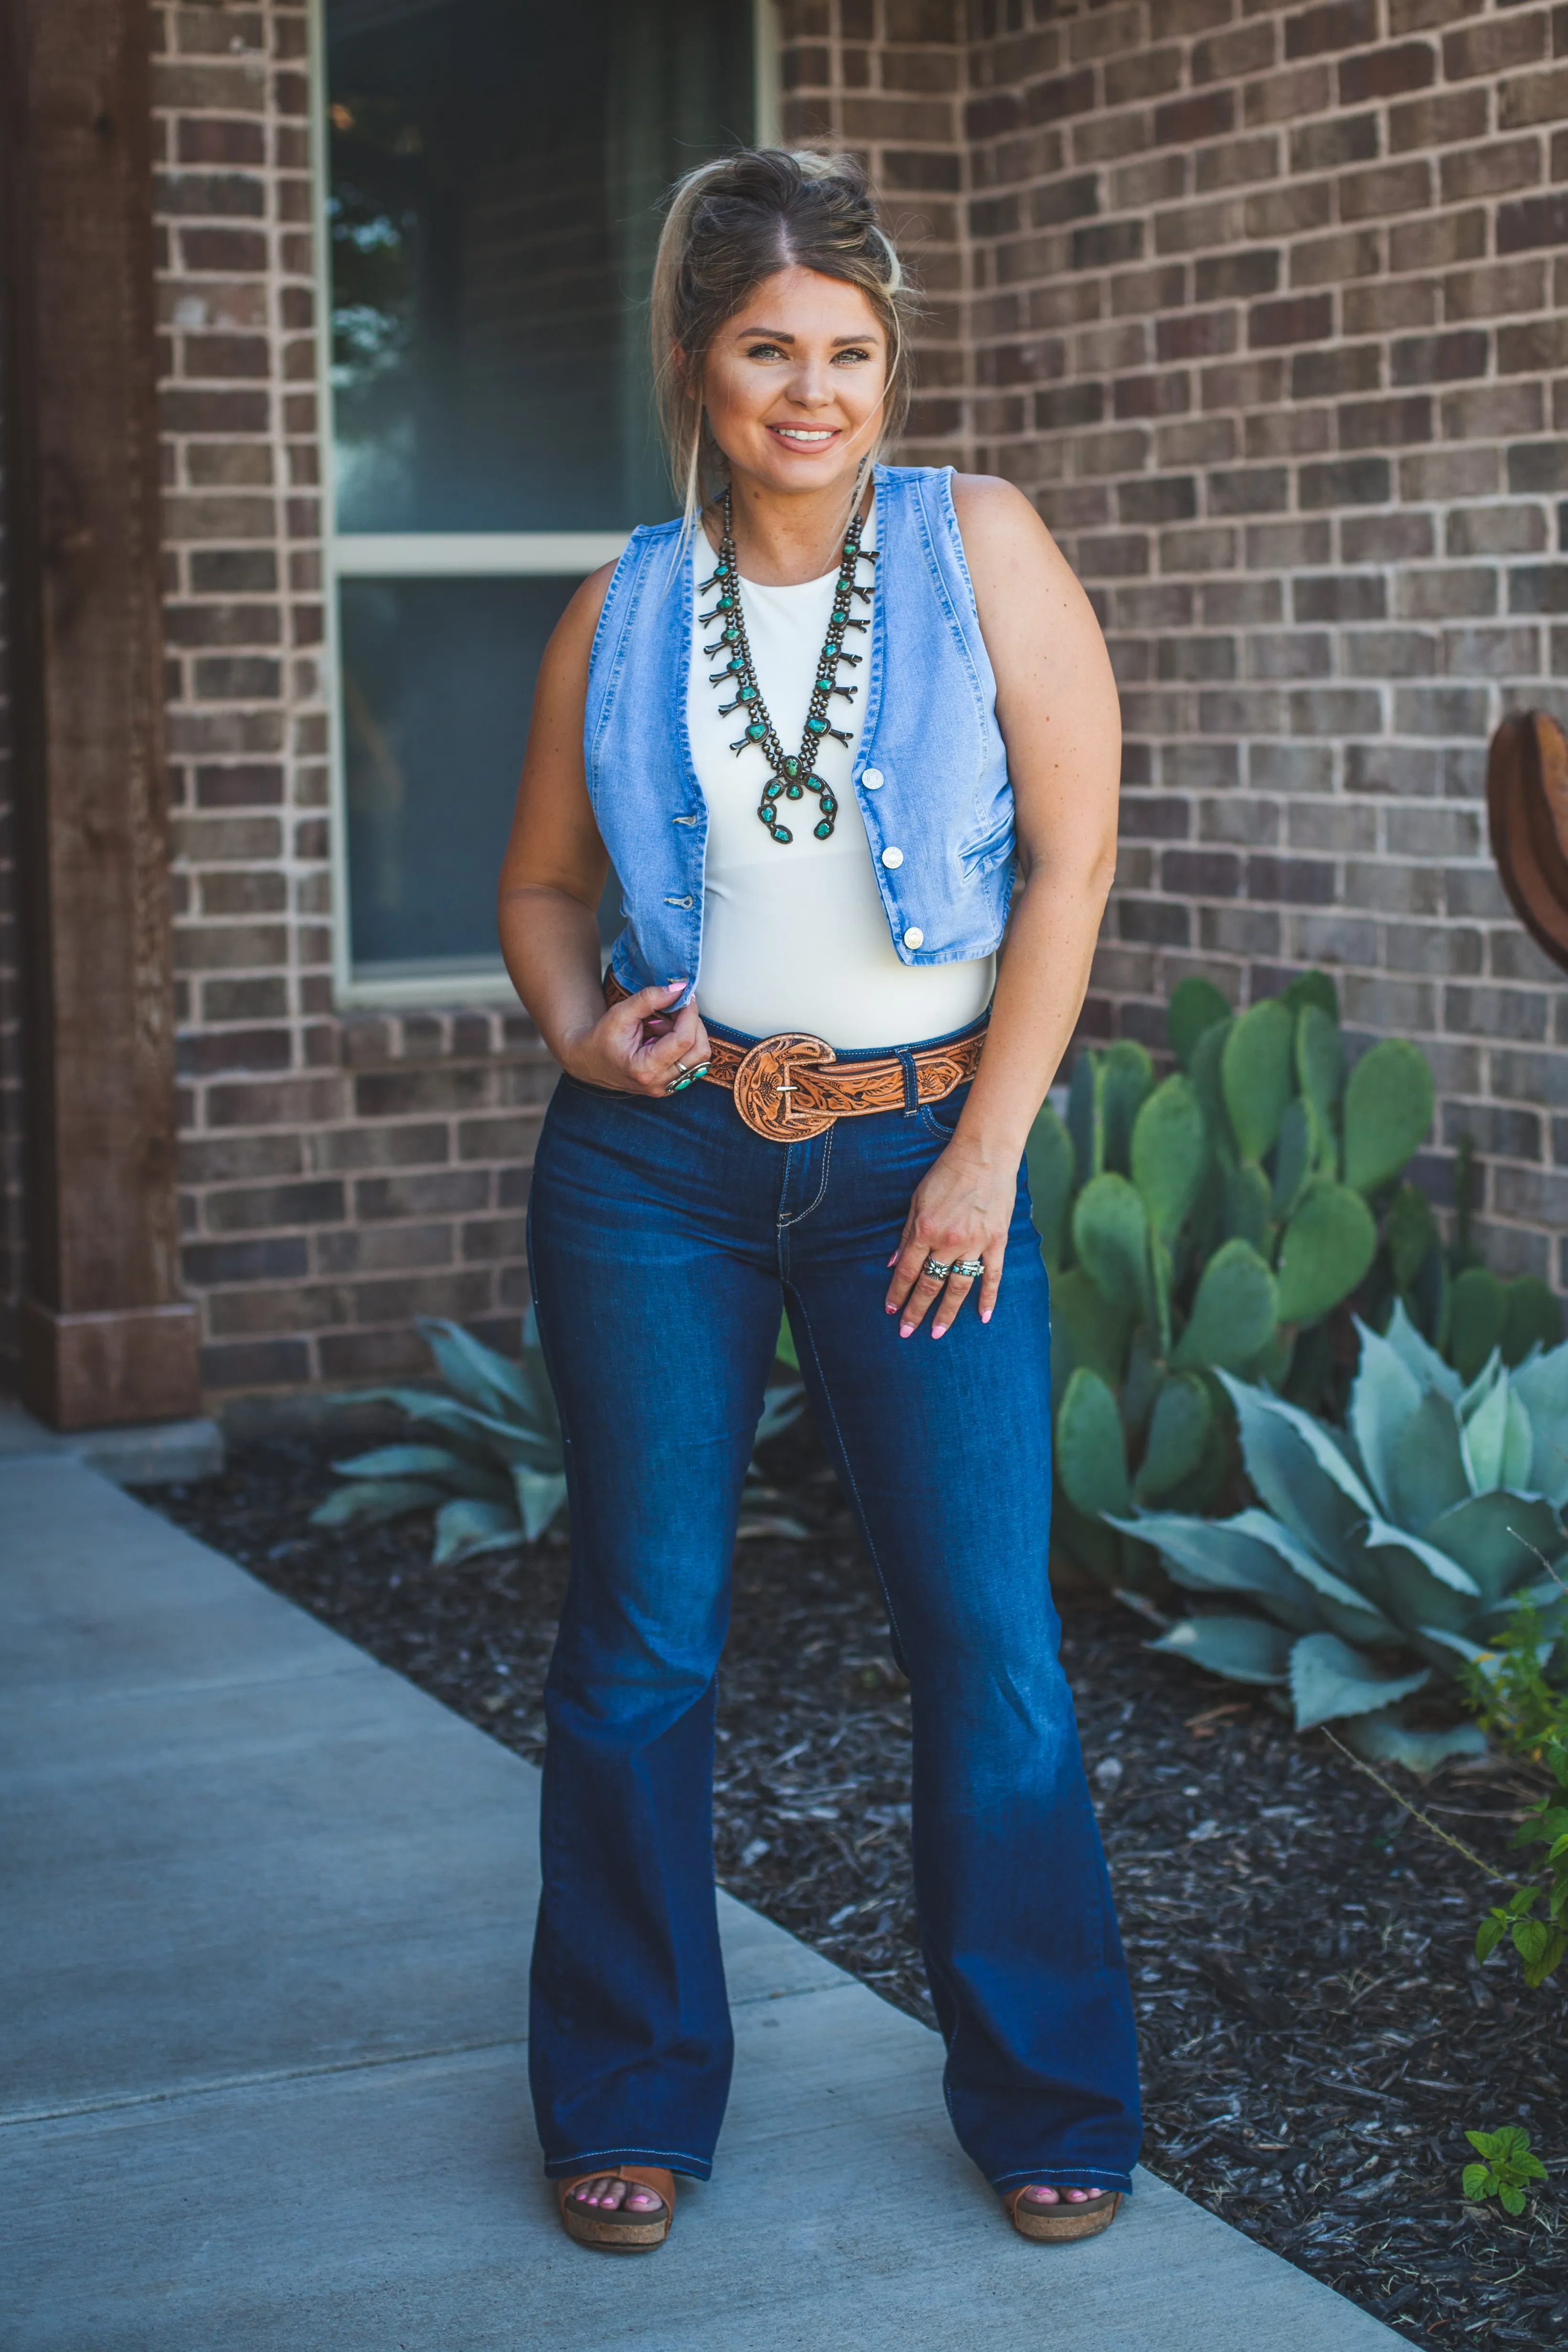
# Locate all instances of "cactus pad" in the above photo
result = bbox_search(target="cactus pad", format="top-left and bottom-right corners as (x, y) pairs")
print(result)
(1222, 1161), (1272, 1251)
(1101, 1039), (1155, 1175)
(1502, 1275), (1562, 1366)
(1294, 1002), (1344, 1120)
(1450, 1266), (1507, 1386)
(1343, 1037), (1434, 1194)
(1385, 1181), (1438, 1296)
(1167, 974), (1232, 1069)
(1056, 1368), (1132, 1518)
(1131, 1075), (1208, 1243)
(1282, 968), (1340, 1023)
(1222, 998), (1296, 1163)
(1133, 1371), (1215, 1504)
(1067, 1050), (1104, 1188)
(1273, 1180), (1377, 1326)
(1270, 1096), (1313, 1221)
(1025, 1102), (1075, 1272)
(1072, 1173), (1153, 1326)
(1175, 1237), (1279, 1370)
(1047, 1264), (1130, 1407)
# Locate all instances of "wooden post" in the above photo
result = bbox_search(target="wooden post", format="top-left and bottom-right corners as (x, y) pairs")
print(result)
(0, 0), (199, 1428)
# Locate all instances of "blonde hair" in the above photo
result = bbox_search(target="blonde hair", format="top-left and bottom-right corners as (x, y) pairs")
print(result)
(650, 147), (919, 535)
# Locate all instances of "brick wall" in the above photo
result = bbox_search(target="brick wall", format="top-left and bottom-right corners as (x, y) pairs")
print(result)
(154, 0), (553, 1391)
(965, 0), (1568, 1282)
(779, 0), (973, 456)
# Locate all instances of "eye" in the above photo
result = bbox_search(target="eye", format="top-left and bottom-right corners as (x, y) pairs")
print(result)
(832, 346), (874, 365)
(743, 341), (786, 361)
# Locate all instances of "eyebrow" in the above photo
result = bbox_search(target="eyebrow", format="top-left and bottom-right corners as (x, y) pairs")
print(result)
(732, 325), (881, 344)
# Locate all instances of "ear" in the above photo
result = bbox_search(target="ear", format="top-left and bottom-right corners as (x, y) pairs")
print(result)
(671, 343), (701, 398)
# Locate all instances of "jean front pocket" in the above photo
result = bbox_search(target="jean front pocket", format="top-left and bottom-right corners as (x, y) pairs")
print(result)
(918, 1078), (972, 1142)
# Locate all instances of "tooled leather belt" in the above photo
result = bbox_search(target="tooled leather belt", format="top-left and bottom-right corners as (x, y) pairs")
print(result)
(603, 972), (985, 1143)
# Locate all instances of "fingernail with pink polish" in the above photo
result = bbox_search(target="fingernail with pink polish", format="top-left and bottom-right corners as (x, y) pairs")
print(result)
(899, 1323), (914, 1338)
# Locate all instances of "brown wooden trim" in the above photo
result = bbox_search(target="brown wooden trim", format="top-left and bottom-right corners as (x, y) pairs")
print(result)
(20, 1299), (200, 1431)
(0, 0), (197, 1424)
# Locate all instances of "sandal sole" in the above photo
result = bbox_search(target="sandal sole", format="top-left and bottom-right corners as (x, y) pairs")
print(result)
(561, 2203), (670, 2252)
(1009, 2191), (1120, 2244)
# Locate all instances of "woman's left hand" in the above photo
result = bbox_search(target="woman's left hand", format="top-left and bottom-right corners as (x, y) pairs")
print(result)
(885, 1140), (1015, 1338)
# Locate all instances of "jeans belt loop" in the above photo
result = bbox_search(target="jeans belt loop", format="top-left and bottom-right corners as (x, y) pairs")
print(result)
(895, 1048), (920, 1115)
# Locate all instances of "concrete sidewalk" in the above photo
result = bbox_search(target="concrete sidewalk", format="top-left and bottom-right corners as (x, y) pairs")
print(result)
(1, 1454), (1399, 2351)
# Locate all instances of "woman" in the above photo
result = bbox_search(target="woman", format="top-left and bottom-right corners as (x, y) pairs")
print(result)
(498, 148), (1140, 2254)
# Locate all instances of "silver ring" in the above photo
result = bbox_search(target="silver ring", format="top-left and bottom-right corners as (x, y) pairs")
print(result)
(951, 1258), (984, 1280)
(922, 1254), (954, 1281)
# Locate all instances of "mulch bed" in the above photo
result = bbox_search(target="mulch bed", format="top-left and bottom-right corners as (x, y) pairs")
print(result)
(153, 1412), (1565, 2349)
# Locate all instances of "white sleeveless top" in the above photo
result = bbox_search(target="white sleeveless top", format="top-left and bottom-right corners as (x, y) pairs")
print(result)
(686, 520), (996, 1050)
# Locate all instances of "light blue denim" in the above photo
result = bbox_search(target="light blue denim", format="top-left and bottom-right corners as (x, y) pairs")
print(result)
(583, 464), (1017, 1007)
(524, 1020), (1143, 2197)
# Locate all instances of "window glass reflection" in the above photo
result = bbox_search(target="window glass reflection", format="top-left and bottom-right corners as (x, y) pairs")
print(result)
(341, 575), (583, 971)
(326, 0), (755, 534)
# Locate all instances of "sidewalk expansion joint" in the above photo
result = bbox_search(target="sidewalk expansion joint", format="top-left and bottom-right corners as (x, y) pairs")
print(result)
(0, 2033), (527, 2130)
(1, 1975), (851, 2131)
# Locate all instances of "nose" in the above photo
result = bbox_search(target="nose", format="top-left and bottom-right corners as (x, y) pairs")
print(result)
(785, 357), (836, 409)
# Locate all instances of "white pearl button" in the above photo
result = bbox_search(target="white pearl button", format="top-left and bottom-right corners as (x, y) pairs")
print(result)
(903, 926), (924, 950)
(881, 845), (904, 868)
(862, 767), (884, 790)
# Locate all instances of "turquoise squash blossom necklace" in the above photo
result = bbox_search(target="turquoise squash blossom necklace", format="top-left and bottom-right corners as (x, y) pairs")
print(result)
(700, 486), (876, 845)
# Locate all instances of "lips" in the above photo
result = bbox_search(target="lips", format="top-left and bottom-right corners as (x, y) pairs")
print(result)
(768, 425), (839, 447)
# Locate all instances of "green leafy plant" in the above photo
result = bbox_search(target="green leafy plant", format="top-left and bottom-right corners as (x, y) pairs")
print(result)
(1461, 2125), (1548, 2215)
(313, 1311), (805, 1564)
(1036, 970), (1475, 1590)
(1326, 1724), (1568, 1989)
(1462, 1593), (1568, 1760)
(1477, 1739), (1568, 1989)
(1096, 1305), (1568, 1769)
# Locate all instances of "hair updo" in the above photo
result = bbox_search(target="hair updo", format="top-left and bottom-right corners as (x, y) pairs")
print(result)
(650, 147), (919, 528)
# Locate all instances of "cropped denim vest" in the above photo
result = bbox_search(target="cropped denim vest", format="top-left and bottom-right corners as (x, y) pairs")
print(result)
(583, 463), (1015, 1006)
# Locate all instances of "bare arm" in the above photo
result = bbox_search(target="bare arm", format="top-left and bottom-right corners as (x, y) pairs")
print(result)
(496, 564), (711, 1093)
(886, 474), (1120, 1336)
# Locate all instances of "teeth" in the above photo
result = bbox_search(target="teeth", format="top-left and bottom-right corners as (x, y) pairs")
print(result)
(776, 428), (834, 442)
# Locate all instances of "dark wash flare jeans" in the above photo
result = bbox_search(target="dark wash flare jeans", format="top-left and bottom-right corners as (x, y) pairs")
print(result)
(524, 1017), (1142, 2197)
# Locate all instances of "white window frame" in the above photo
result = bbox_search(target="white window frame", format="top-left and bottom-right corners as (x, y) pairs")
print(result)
(309, 0), (782, 1009)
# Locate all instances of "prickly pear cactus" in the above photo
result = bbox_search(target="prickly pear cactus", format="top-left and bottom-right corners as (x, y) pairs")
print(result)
(1030, 970), (1520, 1595)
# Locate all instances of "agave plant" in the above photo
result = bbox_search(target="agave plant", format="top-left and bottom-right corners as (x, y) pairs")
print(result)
(1077, 1303), (1568, 1770)
(1034, 969), (1560, 1591)
(313, 1311), (806, 1565)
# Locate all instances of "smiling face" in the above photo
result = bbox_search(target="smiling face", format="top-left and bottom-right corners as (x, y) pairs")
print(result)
(695, 265), (890, 502)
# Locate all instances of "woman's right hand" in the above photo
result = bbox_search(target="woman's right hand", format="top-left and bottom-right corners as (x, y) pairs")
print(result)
(560, 979), (713, 1098)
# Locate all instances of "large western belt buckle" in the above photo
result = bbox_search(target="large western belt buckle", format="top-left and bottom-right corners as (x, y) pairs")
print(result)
(732, 1032), (838, 1141)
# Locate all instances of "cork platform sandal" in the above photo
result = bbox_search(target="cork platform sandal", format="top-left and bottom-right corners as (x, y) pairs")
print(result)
(1003, 2187), (1121, 2245)
(557, 2166), (676, 2253)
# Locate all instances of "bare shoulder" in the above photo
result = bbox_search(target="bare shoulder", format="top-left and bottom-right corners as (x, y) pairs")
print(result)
(949, 471), (1056, 560)
(533, 557), (619, 704)
(559, 557), (620, 648)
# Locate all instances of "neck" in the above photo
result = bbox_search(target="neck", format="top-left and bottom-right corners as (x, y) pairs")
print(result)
(710, 465), (874, 586)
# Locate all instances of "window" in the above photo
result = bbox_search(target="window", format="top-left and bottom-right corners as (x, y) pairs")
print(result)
(315, 0), (770, 1002)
